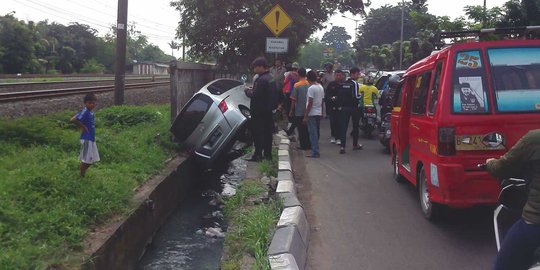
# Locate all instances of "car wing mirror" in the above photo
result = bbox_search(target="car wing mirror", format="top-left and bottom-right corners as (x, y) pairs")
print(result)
(240, 74), (248, 83)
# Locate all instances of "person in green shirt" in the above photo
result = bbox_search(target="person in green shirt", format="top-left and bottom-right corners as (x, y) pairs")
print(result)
(487, 129), (540, 270)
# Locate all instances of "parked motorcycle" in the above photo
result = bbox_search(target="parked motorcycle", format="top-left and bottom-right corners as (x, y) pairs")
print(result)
(379, 113), (391, 151)
(479, 164), (540, 269)
(361, 104), (377, 139)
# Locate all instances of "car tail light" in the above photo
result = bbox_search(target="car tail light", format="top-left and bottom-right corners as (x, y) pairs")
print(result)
(218, 99), (228, 113)
(438, 127), (456, 156)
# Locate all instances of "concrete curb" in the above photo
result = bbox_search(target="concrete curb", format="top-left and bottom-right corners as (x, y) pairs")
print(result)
(268, 131), (309, 270)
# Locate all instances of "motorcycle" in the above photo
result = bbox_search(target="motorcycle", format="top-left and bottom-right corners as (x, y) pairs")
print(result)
(361, 104), (377, 139)
(479, 164), (540, 269)
(379, 112), (391, 151)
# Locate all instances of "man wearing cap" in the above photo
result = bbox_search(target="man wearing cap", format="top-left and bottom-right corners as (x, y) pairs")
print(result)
(459, 82), (482, 112)
(245, 57), (274, 161)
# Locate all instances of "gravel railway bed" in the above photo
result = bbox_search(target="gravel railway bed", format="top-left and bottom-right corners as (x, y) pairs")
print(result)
(0, 77), (168, 93)
(0, 85), (170, 118)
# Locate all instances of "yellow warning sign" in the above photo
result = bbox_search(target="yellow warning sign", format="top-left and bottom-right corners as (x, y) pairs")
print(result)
(262, 4), (293, 37)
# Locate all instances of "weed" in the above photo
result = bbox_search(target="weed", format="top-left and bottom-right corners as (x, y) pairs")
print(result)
(258, 148), (278, 177)
(222, 180), (282, 270)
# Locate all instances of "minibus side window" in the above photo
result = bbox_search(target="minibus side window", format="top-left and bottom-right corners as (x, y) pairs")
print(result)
(452, 50), (489, 114)
(411, 71), (432, 115)
(428, 62), (444, 115)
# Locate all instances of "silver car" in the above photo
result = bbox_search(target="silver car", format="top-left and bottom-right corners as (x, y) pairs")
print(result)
(171, 78), (251, 165)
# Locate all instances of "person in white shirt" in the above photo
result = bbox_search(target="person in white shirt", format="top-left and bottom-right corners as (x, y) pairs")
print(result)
(303, 70), (325, 158)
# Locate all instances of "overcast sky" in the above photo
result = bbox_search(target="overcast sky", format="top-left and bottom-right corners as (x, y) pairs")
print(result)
(1, 0), (509, 57)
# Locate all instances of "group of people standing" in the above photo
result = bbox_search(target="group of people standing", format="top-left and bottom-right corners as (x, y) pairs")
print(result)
(246, 57), (379, 160)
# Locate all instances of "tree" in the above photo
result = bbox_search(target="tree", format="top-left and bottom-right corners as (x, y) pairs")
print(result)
(322, 26), (351, 51)
(170, 0), (367, 70)
(464, 5), (504, 28)
(356, 4), (417, 48)
(168, 40), (179, 57)
(0, 15), (35, 73)
(298, 38), (327, 69)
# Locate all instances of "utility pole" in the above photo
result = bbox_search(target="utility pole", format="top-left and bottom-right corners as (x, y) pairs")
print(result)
(399, 0), (404, 69)
(483, 0), (487, 26)
(114, 0), (128, 105)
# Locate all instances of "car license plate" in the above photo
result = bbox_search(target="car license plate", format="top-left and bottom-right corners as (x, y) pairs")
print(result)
(455, 135), (505, 151)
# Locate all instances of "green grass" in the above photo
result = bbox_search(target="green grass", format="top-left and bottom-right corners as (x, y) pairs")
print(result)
(221, 147), (281, 270)
(221, 180), (282, 270)
(0, 104), (177, 269)
(259, 148), (278, 178)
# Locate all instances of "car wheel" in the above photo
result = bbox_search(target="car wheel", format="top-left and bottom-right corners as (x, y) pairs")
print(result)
(418, 166), (443, 221)
(392, 150), (405, 183)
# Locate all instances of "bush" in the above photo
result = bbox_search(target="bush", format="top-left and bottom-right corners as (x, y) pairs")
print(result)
(80, 58), (104, 74)
(98, 106), (163, 128)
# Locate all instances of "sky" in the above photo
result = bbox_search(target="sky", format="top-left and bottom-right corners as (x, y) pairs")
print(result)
(1, 0), (509, 57)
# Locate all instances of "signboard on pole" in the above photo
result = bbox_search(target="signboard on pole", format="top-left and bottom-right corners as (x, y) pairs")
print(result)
(266, 38), (289, 53)
(262, 4), (293, 37)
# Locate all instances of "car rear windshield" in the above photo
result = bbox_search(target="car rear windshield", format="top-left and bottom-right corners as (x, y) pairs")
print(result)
(452, 50), (490, 114)
(207, 79), (243, 95)
(488, 47), (540, 113)
(171, 94), (213, 142)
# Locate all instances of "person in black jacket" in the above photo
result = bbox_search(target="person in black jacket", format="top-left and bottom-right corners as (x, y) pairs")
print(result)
(245, 57), (274, 161)
(325, 69), (345, 144)
(336, 67), (363, 154)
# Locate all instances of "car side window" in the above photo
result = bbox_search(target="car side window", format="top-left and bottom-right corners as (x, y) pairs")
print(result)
(411, 71), (432, 115)
(428, 62), (444, 115)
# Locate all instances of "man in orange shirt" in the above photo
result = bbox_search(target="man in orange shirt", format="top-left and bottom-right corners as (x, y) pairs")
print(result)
(289, 67), (311, 150)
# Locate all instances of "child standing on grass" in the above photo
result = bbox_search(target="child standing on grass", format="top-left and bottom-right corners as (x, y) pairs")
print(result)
(70, 93), (99, 177)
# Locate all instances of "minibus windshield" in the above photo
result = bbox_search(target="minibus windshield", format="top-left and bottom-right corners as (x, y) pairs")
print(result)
(488, 47), (540, 113)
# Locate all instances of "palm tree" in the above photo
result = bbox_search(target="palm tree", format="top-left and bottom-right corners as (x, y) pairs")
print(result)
(168, 40), (179, 57)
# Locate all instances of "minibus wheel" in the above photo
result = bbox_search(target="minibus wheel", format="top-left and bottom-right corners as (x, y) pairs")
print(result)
(392, 150), (405, 183)
(418, 166), (443, 221)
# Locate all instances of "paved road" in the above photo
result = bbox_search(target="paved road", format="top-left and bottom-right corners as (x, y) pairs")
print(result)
(291, 118), (496, 270)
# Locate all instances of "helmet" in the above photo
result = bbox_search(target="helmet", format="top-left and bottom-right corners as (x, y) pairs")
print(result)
(388, 74), (400, 88)
(292, 62), (299, 69)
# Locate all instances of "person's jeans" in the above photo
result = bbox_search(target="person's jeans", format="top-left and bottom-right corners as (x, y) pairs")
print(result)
(340, 107), (360, 148)
(307, 115), (321, 156)
(494, 218), (540, 270)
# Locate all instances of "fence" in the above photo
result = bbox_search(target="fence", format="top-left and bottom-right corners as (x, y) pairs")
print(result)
(169, 61), (243, 122)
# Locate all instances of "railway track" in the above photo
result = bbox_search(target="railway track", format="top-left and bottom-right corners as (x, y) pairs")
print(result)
(0, 81), (170, 103)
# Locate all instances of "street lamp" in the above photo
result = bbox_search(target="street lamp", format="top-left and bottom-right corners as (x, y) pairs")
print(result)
(341, 15), (361, 44)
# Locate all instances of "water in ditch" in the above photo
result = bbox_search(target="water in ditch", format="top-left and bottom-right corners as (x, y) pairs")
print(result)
(136, 148), (247, 270)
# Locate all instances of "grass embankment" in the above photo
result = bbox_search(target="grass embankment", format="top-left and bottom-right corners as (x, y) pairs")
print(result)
(221, 148), (282, 270)
(0, 104), (178, 269)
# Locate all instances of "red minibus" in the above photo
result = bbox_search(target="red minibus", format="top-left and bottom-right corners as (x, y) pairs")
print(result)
(390, 29), (540, 220)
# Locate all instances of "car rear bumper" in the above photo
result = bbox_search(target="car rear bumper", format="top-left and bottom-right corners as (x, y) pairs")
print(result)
(429, 163), (500, 208)
(193, 118), (247, 165)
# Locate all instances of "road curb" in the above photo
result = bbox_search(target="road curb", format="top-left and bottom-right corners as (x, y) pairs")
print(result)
(268, 132), (309, 270)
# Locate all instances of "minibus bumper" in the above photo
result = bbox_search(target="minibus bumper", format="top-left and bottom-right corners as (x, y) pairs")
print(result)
(429, 163), (500, 208)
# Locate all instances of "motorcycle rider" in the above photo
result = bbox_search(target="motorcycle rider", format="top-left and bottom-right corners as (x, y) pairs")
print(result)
(359, 76), (379, 108)
(379, 75), (401, 116)
(486, 129), (540, 270)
